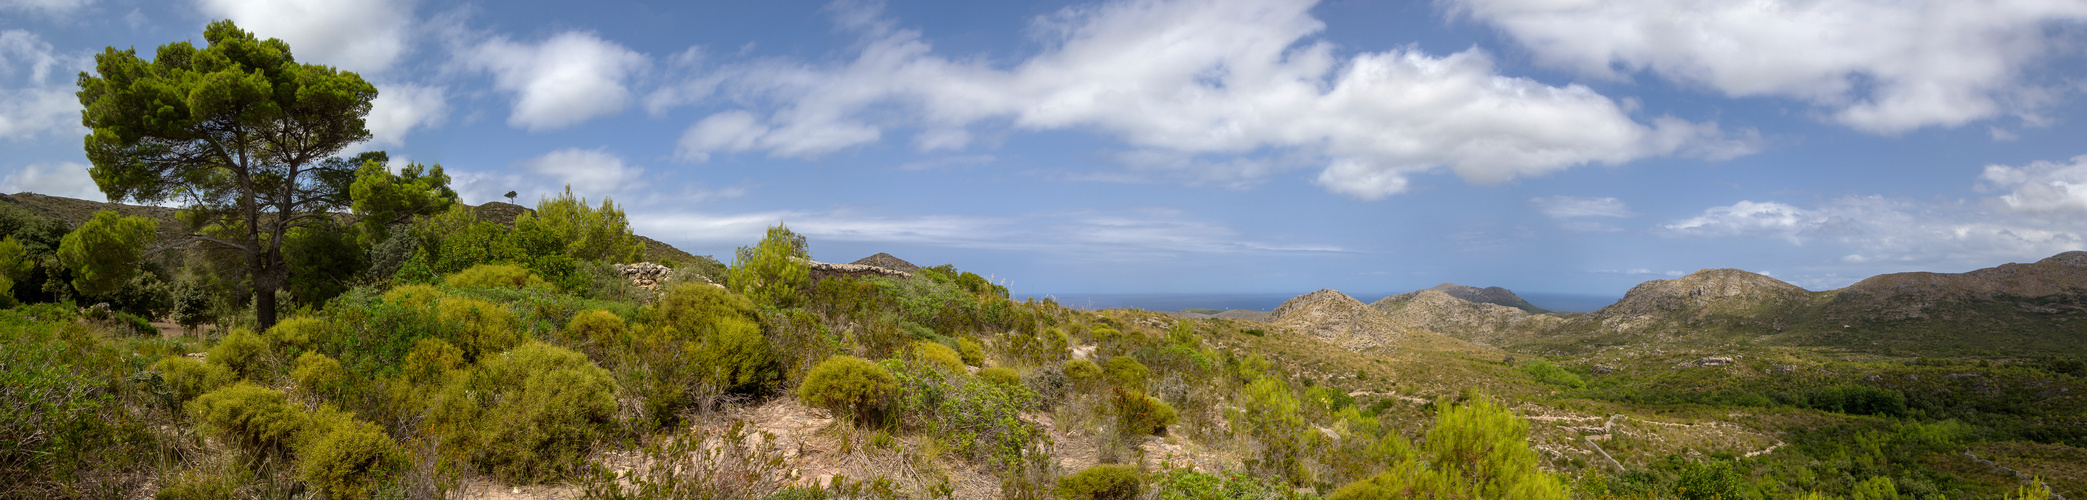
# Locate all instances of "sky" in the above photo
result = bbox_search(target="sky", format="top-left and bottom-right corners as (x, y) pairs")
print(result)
(4, 0), (2087, 307)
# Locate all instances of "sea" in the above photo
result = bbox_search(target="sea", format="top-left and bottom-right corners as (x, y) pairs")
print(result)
(1028, 292), (1620, 314)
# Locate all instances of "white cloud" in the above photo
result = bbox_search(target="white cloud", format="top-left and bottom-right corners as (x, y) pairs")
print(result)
(1, 0), (93, 16)
(1662, 200), (1818, 243)
(467, 31), (648, 132)
(1448, 0), (2087, 134)
(1664, 196), (2086, 267)
(515, 147), (643, 197)
(1981, 154), (2087, 214)
(0, 30), (86, 140)
(660, 0), (1757, 199)
(3, 162), (105, 201)
(197, 0), (415, 74)
(359, 82), (447, 149)
(630, 206), (1342, 259)
(1531, 196), (1633, 218)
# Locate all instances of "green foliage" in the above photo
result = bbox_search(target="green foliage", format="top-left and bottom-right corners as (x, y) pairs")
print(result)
(981, 367), (1022, 387)
(434, 342), (620, 482)
(292, 351), (351, 399)
(643, 283), (782, 404)
(1850, 476), (1901, 500)
(1065, 359), (1103, 386)
(350, 159), (457, 247)
(296, 418), (408, 500)
(580, 419), (853, 499)
(445, 263), (551, 290)
(79, 20), (380, 330)
(154, 355), (234, 403)
(0, 237), (27, 306)
(1152, 469), (1287, 500)
(1417, 397), (1567, 499)
(402, 338), (466, 385)
(1057, 464), (1140, 500)
(1235, 377), (1307, 484)
(727, 223), (810, 309)
(887, 359), (1047, 471)
(208, 328), (270, 380)
(284, 219), (366, 307)
(566, 309), (628, 347)
(1810, 385), (1908, 417)
(799, 356), (897, 423)
(55, 210), (156, 296)
(265, 316), (329, 352)
(382, 283), (443, 311)
(914, 341), (966, 373)
(364, 230), (419, 281)
(957, 336), (986, 366)
(435, 297), (522, 361)
(188, 382), (307, 455)
(2005, 480), (2055, 500)
(1519, 360), (1586, 389)
(410, 204), (524, 279)
(1673, 460), (1740, 500)
(1112, 388), (1178, 437)
(513, 186), (642, 263)
(1103, 355), (1149, 390)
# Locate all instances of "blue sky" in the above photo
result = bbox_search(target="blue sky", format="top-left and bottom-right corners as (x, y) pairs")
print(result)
(4, 0), (2087, 304)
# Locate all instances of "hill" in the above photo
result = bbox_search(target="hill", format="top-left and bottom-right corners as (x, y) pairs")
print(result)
(1270, 289), (1498, 357)
(1370, 289), (1565, 347)
(1790, 251), (2087, 355)
(1423, 282), (1554, 313)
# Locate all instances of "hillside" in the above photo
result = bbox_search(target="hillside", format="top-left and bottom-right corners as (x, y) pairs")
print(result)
(1790, 251), (2087, 355)
(1423, 282), (1554, 313)
(1370, 289), (1565, 347)
(1270, 289), (1499, 357)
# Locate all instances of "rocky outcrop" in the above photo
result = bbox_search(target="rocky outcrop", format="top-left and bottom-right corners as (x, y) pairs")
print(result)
(808, 260), (911, 282)
(1271, 289), (1493, 356)
(1575, 268), (1816, 337)
(1371, 290), (1564, 346)
(849, 253), (921, 274)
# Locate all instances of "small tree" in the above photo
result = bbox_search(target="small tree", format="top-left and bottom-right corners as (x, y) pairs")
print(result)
(503, 191), (517, 204)
(513, 186), (641, 263)
(727, 223), (809, 309)
(348, 157), (456, 247)
(55, 210), (157, 297)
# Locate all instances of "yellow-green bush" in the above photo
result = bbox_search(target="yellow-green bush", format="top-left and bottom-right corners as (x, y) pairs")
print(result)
(208, 329), (270, 380)
(435, 297), (521, 361)
(444, 263), (550, 290)
(401, 338), (465, 385)
(1057, 464), (1141, 500)
(1065, 359), (1103, 386)
(649, 283), (780, 394)
(437, 342), (620, 482)
(155, 355), (234, 403)
(1103, 355), (1148, 389)
(980, 367), (1021, 387)
(798, 355), (896, 423)
(291, 352), (350, 399)
(296, 418), (407, 500)
(381, 283), (443, 311)
(913, 341), (964, 373)
(1112, 388), (1177, 437)
(265, 316), (329, 352)
(1330, 397), (1566, 499)
(188, 382), (308, 455)
(956, 336), (985, 366)
(565, 309), (627, 347)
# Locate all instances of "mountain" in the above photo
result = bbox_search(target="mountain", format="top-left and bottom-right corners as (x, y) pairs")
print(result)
(850, 252), (921, 273)
(1791, 251), (2087, 355)
(1422, 283), (1553, 314)
(1270, 289), (1495, 356)
(1370, 289), (1565, 347)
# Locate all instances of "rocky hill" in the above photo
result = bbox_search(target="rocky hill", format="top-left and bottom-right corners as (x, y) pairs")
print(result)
(1370, 289), (1565, 347)
(1271, 289), (1495, 356)
(1422, 283), (1553, 313)
(1510, 269), (1826, 353)
(1791, 251), (2087, 355)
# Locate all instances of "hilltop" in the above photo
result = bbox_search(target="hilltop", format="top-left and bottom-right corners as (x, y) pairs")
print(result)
(1422, 283), (1554, 313)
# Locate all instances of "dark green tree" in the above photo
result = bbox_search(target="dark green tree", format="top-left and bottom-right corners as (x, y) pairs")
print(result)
(348, 157), (456, 247)
(77, 20), (379, 329)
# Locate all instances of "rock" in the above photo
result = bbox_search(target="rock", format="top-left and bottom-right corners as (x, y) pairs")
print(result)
(1696, 357), (1735, 367)
(1769, 364), (1796, 374)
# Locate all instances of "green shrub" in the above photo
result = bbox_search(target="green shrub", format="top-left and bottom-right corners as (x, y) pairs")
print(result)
(155, 461), (254, 500)
(690, 322), (782, 395)
(1103, 355), (1149, 389)
(292, 352), (351, 399)
(1058, 464), (1141, 500)
(644, 283), (781, 397)
(1673, 460), (1740, 500)
(980, 367), (1021, 387)
(208, 329), (270, 380)
(188, 382), (307, 455)
(565, 309), (628, 347)
(265, 316), (329, 352)
(1809, 385), (1907, 417)
(1065, 359), (1103, 386)
(1152, 469), (1287, 500)
(1850, 476), (1900, 500)
(401, 338), (465, 385)
(1518, 360), (1585, 389)
(1113, 388), (1178, 437)
(296, 418), (408, 500)
(435, 297), (521, 361)
(155, 355), (234, 403)
(798, 356), (896, 423)
(381, 283), (443, 311)
(445, 263), (551, 290)
(913, 341), (964, 373)
(956, 336), (985, 366)
(449, 342), (620, 482)
(726, 224), (810, 309)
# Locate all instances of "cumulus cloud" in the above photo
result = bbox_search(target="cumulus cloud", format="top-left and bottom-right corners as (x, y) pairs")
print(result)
(1663, 196), (2085, 267)
(515, 147), (643, 196)
(1448, 0), (2087, 134)
(3, 162), (105, 201)
(197, 0), (416, 74)
(467, 31), (647, 131)
(1981, 154), (2087, 214)
(0, 30), (86, 140)
(1531, 196), (1633, 219)
(359, 82), (447, 149)
(660, 0), (1757, 199)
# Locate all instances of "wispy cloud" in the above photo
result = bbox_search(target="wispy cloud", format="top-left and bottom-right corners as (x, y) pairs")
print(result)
(630, 206), (1344, 259)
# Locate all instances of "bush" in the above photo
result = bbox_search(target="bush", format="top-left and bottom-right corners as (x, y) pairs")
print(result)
(292, 352), (351, 399)
(381, 283), (443, 311)
(445, 263), (551, 290)
(956, 336), (985, 366)
(726, 224), (810, 309)
(980, 367), (1022, 387)
(1065, 359), (1103, 386)
(1519, 360), (1585, 389)
(913, 341), (965, 373)
(1103, 355), (1149, 390)
(455, 342), (620, 482)
(155, 356), (234, 403)
(208, 329), (270, 380)
(265, 316), (330, 352)
(566, 309), (628, 348)
(799, 356), (897, 423)
(297, 418), (408, 500)
(1809, 385), (1907, 417)
(435, 297), (521, 361)
(1152, 470), (1287, 500)
(512, 186), (643, 263)
(645, 283), (781, 397)
(188, 382), (307, 455)
(401, 338), (465, 385)
(1058, 464), (1140, 500)
(1113, 388), (1178, 437)
(1673, 460), (1740, 500)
